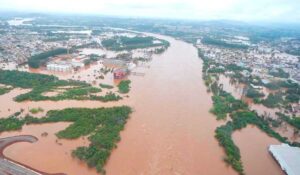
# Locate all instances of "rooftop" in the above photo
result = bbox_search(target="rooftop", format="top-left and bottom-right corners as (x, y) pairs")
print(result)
(269, 144), (300, 175)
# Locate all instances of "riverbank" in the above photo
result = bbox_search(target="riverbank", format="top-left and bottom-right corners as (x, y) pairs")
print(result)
(0, 135), (65, 175)
(0, 31), (285, 175)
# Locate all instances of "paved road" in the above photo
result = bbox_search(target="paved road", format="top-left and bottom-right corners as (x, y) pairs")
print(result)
(0, 135), (64, 175)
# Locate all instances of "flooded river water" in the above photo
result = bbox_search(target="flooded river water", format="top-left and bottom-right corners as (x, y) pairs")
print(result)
(0, 32), (284, 175)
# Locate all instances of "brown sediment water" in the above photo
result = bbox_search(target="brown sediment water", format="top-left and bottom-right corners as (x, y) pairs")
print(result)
(233, 125), (284, 175)
(219, 75), (280, 118)
(0, 32), (284, 175)
(0, 88), (127, 118)
(0, 122), (99, 175)
(104, 34), (237, 175)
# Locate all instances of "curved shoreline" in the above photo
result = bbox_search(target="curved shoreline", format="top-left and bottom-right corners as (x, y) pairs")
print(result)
(0, 135), (65, 175)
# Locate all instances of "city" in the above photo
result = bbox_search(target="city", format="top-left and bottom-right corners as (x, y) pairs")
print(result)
(0, 1), (300, 175)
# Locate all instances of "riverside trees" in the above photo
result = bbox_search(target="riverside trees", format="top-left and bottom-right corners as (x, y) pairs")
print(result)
(0, 106), (132, 174)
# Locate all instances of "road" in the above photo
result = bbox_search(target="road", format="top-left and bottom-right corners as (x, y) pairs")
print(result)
(0, 135), (64, 175)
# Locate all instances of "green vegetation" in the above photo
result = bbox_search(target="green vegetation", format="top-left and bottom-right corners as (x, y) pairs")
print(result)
(264, 81), (281, 90)
(90, 92), (122, 102)
(0, 106), (132, 174)
(118, 80), (131, 94)
(269, 68), (289, 78)
(102, 36), (169, 51)
(197, 49), (300, 175)
(0, 70), (120, 102)
(0, 70), (58, 88)
(29, 107), (44, 114)
(28, 48), (68, 68)
(99, 83), (114, 89)
(262, 92), (283, 108)
(0, 112), (23, 132)
(245, 88), (265, 98)
(202, 37), (249, 49)
(215, 111), (288, 175)
(225, 64), (247, 72)
(210, 88), (248, 120)
(277, 112), (300, 130)
(285, 94), (300, 103)
(286, 49), (300, 56)
(0, 86), (13, 95)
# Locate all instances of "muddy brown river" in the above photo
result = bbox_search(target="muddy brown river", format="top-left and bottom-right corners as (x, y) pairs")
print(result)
(0, 33), (283, 175)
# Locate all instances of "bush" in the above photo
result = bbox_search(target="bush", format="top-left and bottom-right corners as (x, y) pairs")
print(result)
(262, 93), (283, 108)
(246, 88), (265, 98)
(29, 107), (44, 114)
(118, 80), (131, 94)
(99, 83), (114, 89)
(0, 86), (13, 95)
(28, 48), (68, 68)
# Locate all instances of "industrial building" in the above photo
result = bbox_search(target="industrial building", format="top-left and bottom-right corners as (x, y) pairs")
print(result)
(269, 144), (300, 175)
(46, 62), (72, 72)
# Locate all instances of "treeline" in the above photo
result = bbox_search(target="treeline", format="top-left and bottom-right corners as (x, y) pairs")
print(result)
(28, 48), (68, 68)
(90, 92), (122, 102)
(277, 113), (300, 130)
(0, 106), (132, 174)
(201, 37), (249, 49)
(198, 48), (300, 175)
(99, 83), (114, 89)
(0, 112), (23, 132)
(269, 68), (289, 78)
(0, 70), (58, 88)
(215, 111), (289, 174)
(0, 70), (122, 103)
(0, 86), (13, 95)
(210, 85), (248, 120)
(245, 88), (265, 98)
(102, 36), (170, 51)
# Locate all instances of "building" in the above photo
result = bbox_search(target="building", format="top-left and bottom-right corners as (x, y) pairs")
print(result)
(46, 62), (72, 72)
(269, 144), (300, 175)
(113, 68), (128, 79)
(103, 59), (126, 68)
(71, 59), (85, 68)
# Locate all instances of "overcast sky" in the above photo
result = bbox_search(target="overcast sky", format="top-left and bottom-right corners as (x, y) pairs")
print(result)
(1, 0), (300, 22)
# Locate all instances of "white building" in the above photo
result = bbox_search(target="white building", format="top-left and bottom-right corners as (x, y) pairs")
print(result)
(71, 59), (85, 68)
(269, 144), (300, 175)
(46, 62), (72, 72)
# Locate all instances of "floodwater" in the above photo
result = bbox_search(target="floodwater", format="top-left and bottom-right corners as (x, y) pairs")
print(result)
(0, 122), (98, 175)
(219, 75), (280, 118)
(0, 32), (284, 175)
(0, 88), (127, 118)
(105, 34), (237, 175)
(233, 125), (284, 175)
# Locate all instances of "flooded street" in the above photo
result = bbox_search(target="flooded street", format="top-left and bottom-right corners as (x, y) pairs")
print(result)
(0, 33), (284, 175)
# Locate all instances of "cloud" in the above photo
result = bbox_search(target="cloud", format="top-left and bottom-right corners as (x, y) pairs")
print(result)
(0, 0), (299, 22)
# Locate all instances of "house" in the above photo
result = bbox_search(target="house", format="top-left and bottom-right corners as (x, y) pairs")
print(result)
(113, 68), (128, 79)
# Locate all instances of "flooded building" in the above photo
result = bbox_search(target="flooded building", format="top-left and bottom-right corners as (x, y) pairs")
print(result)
(113, 68), (128, 79)
(46, 62), (72, 72)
